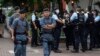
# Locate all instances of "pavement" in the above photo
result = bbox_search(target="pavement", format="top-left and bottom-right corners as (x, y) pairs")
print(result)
(0, 29), (100, 56)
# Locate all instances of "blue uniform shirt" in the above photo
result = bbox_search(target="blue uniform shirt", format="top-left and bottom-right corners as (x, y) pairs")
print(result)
(95, 16), (100, 22)
(9, 13), (20, 27)
(40, 17), (56, 33)
(70, 12), (78, 22)
(12, 18), (29, 33)
(12, 18), (29, 41)
(71, 12), (87, 22)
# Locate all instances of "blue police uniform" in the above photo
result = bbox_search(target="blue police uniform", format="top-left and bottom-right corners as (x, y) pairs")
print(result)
(9, 13), (20, 27)
(94, 16), (100, 48)
(95, 16), (100, 22)
(85, 12), (95, 50)
(40, 17), (56, 56)
(70, 12), (87, 52)
(12, 18), (29, 56)
(52, 13), (63, 52)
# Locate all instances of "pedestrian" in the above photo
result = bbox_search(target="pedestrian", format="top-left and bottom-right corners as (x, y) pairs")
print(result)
(63, 11), (72, 50)
(30, 11), (40, 47)
(52, 8), (64, 53)
(70, 6), (86, 53)
(40, 8), (56, 56)
(9, 6), (20, 36)
(94, 10), (100, 48)
(11, 9), (30, 56)
(0, 9), (6, 38)
(85, 6), (95, 50)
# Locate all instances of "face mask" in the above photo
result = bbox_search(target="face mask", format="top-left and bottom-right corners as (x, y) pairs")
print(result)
(55, 9), (59, 14)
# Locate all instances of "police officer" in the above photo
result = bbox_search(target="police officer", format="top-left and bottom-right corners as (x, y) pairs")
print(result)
(63, 11), (72, 50)
(31, 11), (40, 47)
(9, 6), (20, 36)
(85, 6), (95, 50)
(52, 9), (64, 53)
(40, 8), (56, 56)
(0, 9), (6, 38)
(11, 9), (30, 56)
(70, 6), (86, 53)
(94, 10), (100, 48)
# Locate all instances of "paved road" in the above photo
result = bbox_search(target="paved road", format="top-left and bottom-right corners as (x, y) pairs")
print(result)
(1, 30), (100, 56)
(1, 38), (100, 56)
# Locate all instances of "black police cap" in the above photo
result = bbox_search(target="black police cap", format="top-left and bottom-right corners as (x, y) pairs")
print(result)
(19, 9), (27, 14)
(43, 8), (50, 12)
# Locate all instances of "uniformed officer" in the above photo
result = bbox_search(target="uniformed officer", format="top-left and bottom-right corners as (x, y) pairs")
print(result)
(9, 6), (20, 36)
(94, 10), (100, 48)
(85, 6), (95, 50)
(63, 11), (72, 50)
(40, 8), (56, 56)
(31, 11), (40, 47)
(70, 6), (86, 53)
(52, 9), (64, 53)
(0, 9), (6, 38)
(11, 9), (30, 56)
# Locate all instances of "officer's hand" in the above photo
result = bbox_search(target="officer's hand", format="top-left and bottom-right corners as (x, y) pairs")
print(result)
(35, 27), (37, 30)
(28, 36), (32, 43)
(62, 19), (65, 23)
(11, 36), (15, 41)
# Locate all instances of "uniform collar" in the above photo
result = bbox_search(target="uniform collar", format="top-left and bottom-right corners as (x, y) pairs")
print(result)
(76, 11), (79, 13)
(19, 17), (25, 21)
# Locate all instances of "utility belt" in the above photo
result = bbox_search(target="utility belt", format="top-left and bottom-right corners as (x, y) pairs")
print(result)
(14, 40), (28, 45)
(41, 32), (53, 35)
(14, 32), (28, 36)
(15, 32), (27, 35)
(14, 32), (28, 45)
(85, 22), (95, 28)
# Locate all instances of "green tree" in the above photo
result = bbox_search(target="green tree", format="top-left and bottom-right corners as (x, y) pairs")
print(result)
(28, 0), (34, 11)
(37, 0), (43, 12)
(1, 0), (13, 6)
(0, 0), (4, 7)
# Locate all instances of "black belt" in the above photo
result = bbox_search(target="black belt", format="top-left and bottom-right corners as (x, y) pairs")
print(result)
(15, 32), (26, 35)
(41, 32), (52, 34)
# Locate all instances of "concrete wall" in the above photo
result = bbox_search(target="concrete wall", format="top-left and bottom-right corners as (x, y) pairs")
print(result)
(78, 0), (100, 11)
(67, 0), (100, 11)
(78, 0), (89, 9)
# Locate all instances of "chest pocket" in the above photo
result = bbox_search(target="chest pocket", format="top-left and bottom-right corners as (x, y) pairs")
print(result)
(22, 22), (27, 27)
(16, 20), (28, 32)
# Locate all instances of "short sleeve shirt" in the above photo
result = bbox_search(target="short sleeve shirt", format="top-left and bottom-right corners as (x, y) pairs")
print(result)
(32, 13), (36, 22)
(95, 16), (100, 22)
(12, 18), (29, 33)
(40, 17), (56, 33)
(9, 13), (20, 26)
(52, 13), (59, 20)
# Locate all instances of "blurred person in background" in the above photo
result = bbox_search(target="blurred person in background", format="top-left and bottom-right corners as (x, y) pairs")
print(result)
(0, 9), (6, 38)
